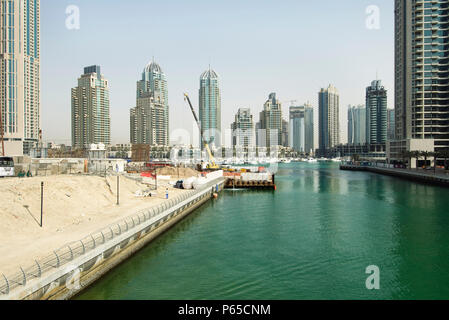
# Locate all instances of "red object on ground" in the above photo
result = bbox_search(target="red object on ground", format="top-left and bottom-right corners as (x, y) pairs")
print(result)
(223, 172), (241, 177)
(141, 171), (156, 179)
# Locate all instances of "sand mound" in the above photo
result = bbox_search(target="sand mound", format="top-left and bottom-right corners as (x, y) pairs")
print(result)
(157, 166), (199, 178)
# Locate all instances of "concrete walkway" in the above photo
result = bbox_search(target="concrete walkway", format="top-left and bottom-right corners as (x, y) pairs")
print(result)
(340, 165), (449, 186)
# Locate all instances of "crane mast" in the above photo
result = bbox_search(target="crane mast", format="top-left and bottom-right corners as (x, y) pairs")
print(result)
(183, 93), (218, 169)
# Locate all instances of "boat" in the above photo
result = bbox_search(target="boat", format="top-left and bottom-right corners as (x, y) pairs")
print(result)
(249, 159), (259, 165)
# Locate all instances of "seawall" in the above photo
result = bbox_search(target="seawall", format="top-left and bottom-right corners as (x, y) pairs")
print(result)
(340, 165), (449, 187)
(0, 177), (225, 300)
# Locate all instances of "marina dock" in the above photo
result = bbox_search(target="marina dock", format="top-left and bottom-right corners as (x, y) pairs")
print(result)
(224, 171), (276, 190)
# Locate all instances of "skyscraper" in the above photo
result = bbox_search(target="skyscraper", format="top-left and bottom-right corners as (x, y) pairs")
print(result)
(289, 103), (314, 154)
(366, 80), (387, 144)
(318, 85), (340, 154)
(259, 93), (282, 147)
(130, 60), (169, 146)
(289, 106), (305, 152)
(199, 67), (221, 150)
(281, 119), (289, 147)
(304, 103), (314, 154)
(347, 105), (366, 145)
(71, 66), (110, 148)
(231, 108), (254, 147)
(0, 0), (41, 156)
(387, 109), (395, 141)
(394, 0), (449, 152)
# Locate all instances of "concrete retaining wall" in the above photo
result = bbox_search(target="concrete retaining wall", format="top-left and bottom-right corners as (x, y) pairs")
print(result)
(340, 165), (449, 187)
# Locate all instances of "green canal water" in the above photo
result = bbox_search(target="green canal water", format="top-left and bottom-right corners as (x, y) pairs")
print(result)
(76, 162), (449, 300)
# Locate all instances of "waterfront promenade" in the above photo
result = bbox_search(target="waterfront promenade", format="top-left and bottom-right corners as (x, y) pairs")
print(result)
(340, 164), (449, 187)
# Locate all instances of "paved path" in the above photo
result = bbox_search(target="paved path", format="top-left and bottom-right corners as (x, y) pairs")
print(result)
(340, 164), (449, 185)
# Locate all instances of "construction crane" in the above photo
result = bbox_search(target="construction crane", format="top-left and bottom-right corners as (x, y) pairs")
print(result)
(282, 99), (298, 107)
(183, 93), (219, 170)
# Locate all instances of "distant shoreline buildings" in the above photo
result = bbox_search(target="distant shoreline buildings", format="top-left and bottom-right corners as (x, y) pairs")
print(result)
(4, 1), (448, 164)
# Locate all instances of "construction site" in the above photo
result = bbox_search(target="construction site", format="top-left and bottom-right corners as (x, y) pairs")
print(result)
(0, 90), (277, 299)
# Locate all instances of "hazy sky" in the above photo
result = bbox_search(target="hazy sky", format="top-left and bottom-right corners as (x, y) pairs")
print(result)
(41, 0), (394, 146)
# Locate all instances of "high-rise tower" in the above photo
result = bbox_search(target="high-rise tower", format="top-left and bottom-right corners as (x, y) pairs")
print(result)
(0, 0), (41, 155)
(259, 93), (282, 148)
(199, 67), (221, 149)
(130, 60), (169, 146)
(231, 108), (255, 147)
(394, 0), (449, 151)
(366, 80), (387, 144)
(348, 105), (366, 145)
(71, 66), (110, 148)
(318, 85), (340, 154)
(289, 103), (314, 154)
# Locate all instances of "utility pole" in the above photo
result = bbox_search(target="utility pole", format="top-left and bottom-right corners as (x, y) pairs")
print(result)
(40, 182), (44, 227)
(117, 176), (120, 205)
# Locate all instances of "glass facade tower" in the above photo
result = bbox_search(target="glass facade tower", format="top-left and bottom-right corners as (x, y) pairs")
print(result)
(387, 109), (395, 140)
(199, 67), (221, 150)
(289, 103), (314, 154)
(366, 80), (387, 144)
(348, 105), (366, 145)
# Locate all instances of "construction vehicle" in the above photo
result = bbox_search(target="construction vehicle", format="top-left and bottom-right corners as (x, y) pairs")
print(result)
(183, 93), (220, 170)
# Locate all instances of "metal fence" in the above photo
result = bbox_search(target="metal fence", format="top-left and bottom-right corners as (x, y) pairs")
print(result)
(0, 178), (223, 297)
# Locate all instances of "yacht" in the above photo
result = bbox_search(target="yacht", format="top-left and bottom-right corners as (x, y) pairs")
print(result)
(249, 159), (259, 165)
